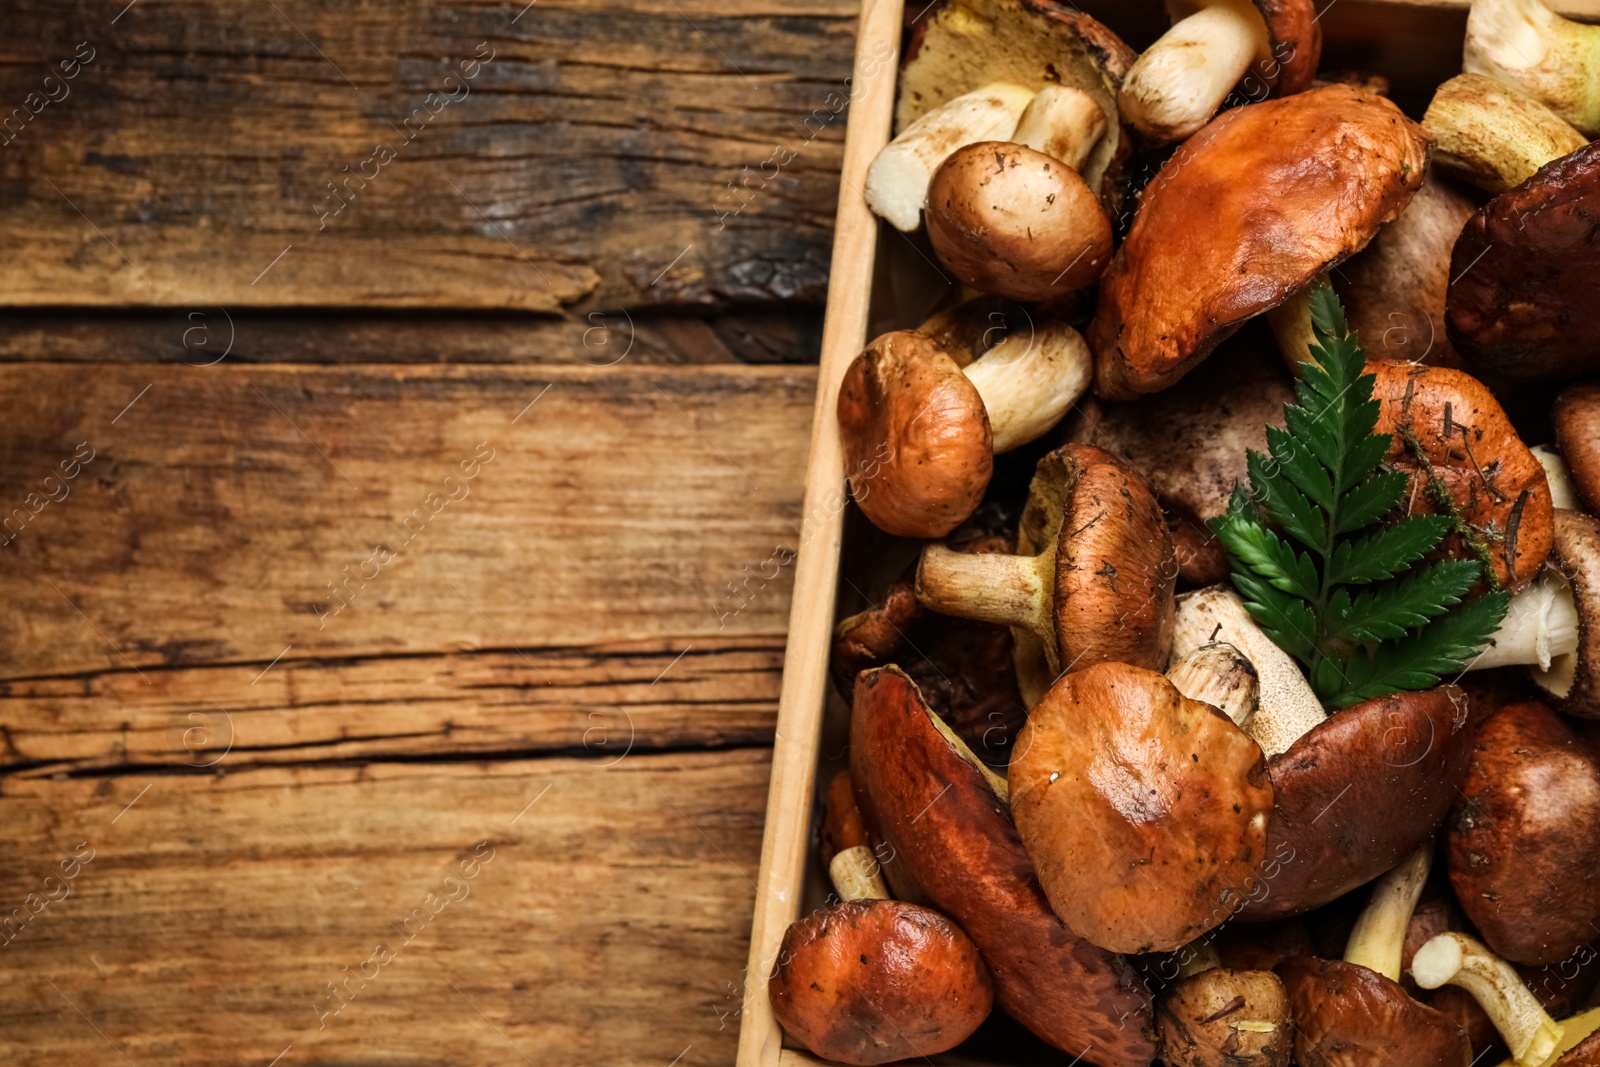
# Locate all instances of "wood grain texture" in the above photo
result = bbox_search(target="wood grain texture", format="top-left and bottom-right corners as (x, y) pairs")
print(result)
(0, 748), (770, 1067)
(0, 0), (857, 311)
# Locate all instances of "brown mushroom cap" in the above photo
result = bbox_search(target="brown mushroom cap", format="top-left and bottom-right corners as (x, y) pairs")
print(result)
(1540, 510), (1600, 718)
(899, 0), (1134, 213)
(1089, 84), (1428, 399)
(1448, 701), (1600, 967)
(1157, 966), (1293, 1067)
(837, 330), (992, 539)
(770, 898), (994, 1065)
(1009, 661), (1273, 954)
(850, 666), (1158, 1067)
(1278, 956), (1472, 1067)
(1448, 140), (1600, 383)
(1554, 383), (1600, 515)
(1239, 686), (1474, 922)
(926, 142), (1113, 302)
(1561, 1026), (1600, 1067)
(1371, 361), (1555, 592)
(1166, 0), (1321, 96)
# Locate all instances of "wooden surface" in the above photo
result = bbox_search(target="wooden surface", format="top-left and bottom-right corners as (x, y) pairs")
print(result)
(0, 0), (846, 1063)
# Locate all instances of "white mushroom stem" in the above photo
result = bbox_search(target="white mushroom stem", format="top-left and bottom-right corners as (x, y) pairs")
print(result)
(1013, 85), (1107, 174)
(1117, 1), (1267, 145)
(1171, 587), (1327, 758)
(1470, 569), (1579, 672)
(1166, 642), (1260, 728)
(1412, 932), (1566, 1067)
(1343, 847), (1432, 982)
(828, 847), (890, 902)
(962, 322), (1093, 453)
(1465, 0), (1600, 136)
(1422, 73), (1587, 194)
(916, 544), (1049, 635)
(1176, 938), (1224, 978)
(865, 82), (1035, 232)
(1532, 445), (1581, 512)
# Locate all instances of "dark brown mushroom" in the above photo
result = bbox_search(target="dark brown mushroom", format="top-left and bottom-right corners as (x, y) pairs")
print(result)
(1553, 383), (1600, 516)
(1448, 701), (1600, 967)
(850, 666), (1158, 1067)
(770, 898), (993, 1065)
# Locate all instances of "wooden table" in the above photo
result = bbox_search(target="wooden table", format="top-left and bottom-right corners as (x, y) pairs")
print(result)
(0, 2), (851, 1062)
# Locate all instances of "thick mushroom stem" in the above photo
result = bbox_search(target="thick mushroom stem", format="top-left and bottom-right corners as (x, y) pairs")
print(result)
(866, 82), (1035, 231)
(1343, 847), (1432, 981)
(1422, 73), (1587, 194)
(1267, 279), (1321, 372)
(1118, 2), (1266, 145)
(961, 322), (1093, 453)
(1166, 642), (1260, 728)
(1412, 933), (1565, 1067)
(1013, 85), (1107, 173)
(1471, 570), (1579, 672)
(915, 543), (1051, 636)
(1465, 0), (1600, 136)
(822, 771), (891, 902)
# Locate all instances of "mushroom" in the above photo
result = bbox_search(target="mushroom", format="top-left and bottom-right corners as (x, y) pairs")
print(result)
(769, 897), (994, 1064)
(1008, 659), (1273, 954)
(897, 0), (1135, 216)
(1422, 73), (1587, 194)
(1090, 84), (1430, 399)
(1448, 140), (1600, 383)
(1554, 382), (1600, 514)
(1448, 701), (1600, 967)
(836, 313), (1092, 539)
(1533, 445), (1583, 513)
(925, 87), (1114, 302)
(865, 82), (1035, 232)
(1464, 0), (1600, 136)
(850, 666), (1158, 1067)
(1412, 933), (1600, 1067)
(1157, 965), (1293, 1067)
(915, 442), (1177, 704)
(1117, 0), (1321, 145)
(1279, 848), (1475, 1067)
(820, 770), (891, 902)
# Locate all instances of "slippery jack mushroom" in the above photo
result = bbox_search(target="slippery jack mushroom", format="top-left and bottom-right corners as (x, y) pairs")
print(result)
(820, 770), (891, 902)
(925, 87), (1114, 302)
(1465, 0), (1600, 136)
(1422, 73), (1587, 194)
(1412, 933), (1600, 1067)
(1172, 588), (1478, 921)
(1279, 848), (1474, 1067)
(1008, 651), (1273, 954)
(837, 306), (1092, 539)
(1117, 0), (1321, 145)
(915, 442), (1176, 704)
(1448, 702), (1600, 967)
(1157, 944), (1293, 1067)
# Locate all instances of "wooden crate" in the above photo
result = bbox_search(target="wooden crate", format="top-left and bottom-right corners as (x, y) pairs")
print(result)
(737, 1), (1600, 1065)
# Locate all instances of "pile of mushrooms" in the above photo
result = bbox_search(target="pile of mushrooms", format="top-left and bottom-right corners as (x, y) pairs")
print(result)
(775, 0), (1600, 1062)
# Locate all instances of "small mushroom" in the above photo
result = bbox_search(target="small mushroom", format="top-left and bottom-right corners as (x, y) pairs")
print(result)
(1279, 849), (1474, 1067)
(915, 442), (1176, 704)
(837, 315), (1092, 538)
(769, 898), (994, 1065)
(1422, 73), (1587, 194)
(1117, 0), (1321, 145)
(1411, 933), (1600, 1067)
(1448, 140), (1600, 383)
(1448, 701), (1600, 967)
(1464, 0), (1600, 135)
(1554, 383), (1600, 514)
(821, 770), (891, 902)
(925, 88), (1114, 301)
(850, 666), (1158, 1066)
(865, 82), (1035, 232)
(1157, 965), (1293, 1067)
(1090, 84), (1429, 399)
(1009, 659), (1273, 954)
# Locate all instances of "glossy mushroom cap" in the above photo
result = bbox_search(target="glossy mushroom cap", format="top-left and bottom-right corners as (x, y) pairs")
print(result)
(1157, 967), (1293, 1067)
(1239, 686), (1474, 922)
(1537, 511), (1600, 717)
(1554, 383), (1600, 515)
(850, 667), (1158, 1066)
(1090, 84), (1429, 399)
(1370, 361), (1555, 592)
(770, 898), (994, 1065)
(1449, 701), (1600, 967)
(837, 330), (991, 539)
(1279, 956), (1473, 1067)
(1010, 661), (1273, 954)
(1448, 140), (1600, 383)
(926, 141), (1113, 302)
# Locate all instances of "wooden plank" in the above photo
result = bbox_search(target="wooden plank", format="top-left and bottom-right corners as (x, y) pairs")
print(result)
(0, 747), (770, 1067)
(0, 363), (813, 682)
(0, 0), (858, 310)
